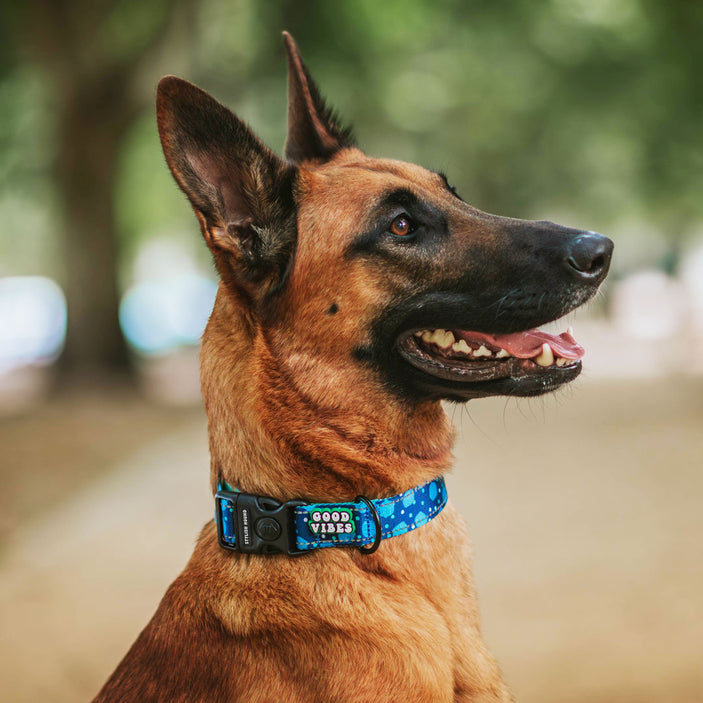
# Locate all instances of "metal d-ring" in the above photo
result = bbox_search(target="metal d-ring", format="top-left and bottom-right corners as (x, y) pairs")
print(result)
(355, 495), (382, 554)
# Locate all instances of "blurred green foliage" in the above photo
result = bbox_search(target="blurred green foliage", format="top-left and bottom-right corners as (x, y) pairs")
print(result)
(2, 0), (703, 281)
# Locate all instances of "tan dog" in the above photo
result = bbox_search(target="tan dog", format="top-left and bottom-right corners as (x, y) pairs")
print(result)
(94, 33), (612, 702)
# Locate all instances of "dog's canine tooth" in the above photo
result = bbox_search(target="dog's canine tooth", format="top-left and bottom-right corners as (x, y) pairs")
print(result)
(567, 326), (574, 337)
(452, 339), (471, 355)
(496, 349), (511, 359)
(473, 344), (492, 357)
(535, 343), (555, 367)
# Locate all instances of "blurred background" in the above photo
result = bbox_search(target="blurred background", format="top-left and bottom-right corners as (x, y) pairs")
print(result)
(1, 1), (702, 701)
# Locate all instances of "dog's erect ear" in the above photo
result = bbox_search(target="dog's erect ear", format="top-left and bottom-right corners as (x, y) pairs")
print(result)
(283, 32), (355, 163)
(156, 76), (297, 299)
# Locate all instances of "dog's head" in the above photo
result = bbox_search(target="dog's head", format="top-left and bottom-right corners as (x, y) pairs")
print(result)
(157, 33), (612, 411)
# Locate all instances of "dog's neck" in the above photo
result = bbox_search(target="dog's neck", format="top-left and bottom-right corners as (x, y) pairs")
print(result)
(201, 291), (454, 503)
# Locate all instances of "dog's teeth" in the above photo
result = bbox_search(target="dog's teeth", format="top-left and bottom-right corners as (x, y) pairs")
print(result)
(452, 339), (471, 355)
(496, 349), (511, 359)
(414, 331), (424, 338)
(567, 326), (574, 337)
(535, 343), (554, 367)
(473, 344), (492, 358)
(421, 330), (433, 343)
(556, 357), (568, 367)
(429, 329), (455, 348)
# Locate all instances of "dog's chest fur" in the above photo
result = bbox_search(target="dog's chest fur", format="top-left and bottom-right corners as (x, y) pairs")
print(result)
(97, 506), (510, 702)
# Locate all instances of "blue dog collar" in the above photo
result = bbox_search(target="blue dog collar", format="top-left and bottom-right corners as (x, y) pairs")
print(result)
(214, 477), (447, 556)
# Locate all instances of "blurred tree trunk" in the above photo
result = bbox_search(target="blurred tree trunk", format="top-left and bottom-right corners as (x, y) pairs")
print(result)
(24, 0), (191, 382)
(54, 69), (137, 377)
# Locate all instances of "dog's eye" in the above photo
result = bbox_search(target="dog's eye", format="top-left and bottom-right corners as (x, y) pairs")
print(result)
(389, 214), (415, 238)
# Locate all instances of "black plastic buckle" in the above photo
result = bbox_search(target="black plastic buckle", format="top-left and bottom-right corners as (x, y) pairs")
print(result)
(215, 489), (306, 556)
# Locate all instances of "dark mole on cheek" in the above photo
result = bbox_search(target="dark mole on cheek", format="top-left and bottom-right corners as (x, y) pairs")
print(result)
(327, 303), (339, 315)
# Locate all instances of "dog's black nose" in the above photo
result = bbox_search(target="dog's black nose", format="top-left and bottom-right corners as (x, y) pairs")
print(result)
(565, 232), (613, 281)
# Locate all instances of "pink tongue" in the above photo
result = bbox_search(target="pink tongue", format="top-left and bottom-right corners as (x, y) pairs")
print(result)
(457, 329), (584, 360)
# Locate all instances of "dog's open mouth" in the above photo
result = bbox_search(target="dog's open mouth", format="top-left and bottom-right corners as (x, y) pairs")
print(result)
(397, 325), (583, 392)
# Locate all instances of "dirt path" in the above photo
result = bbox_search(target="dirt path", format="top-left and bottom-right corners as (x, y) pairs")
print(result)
(0, 386), (202, 545)
(450, 377), (703, 702)
(0, 376), (701, 702)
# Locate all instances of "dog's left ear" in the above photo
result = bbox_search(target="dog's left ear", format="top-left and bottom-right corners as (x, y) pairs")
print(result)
(157, 76), (297, 301)
(283, 32), (355, 163)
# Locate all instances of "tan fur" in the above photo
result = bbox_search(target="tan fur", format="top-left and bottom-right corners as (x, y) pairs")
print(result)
(93, 39), (524, 703)
(94, 148), (513, 703)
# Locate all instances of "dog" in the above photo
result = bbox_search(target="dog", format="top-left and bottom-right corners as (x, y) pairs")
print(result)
(93, 32), (612, 702)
